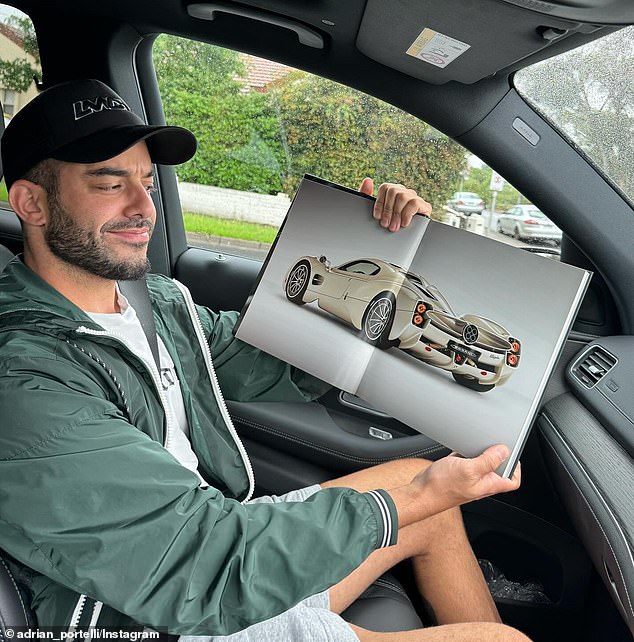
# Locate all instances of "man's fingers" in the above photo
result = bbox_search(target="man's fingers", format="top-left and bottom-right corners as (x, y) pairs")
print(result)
(473, 444), (510, 477)
(396, 198), (429, 229)
(358, 177), (374, 196)
(373, 182), (387, 220)
(371, 183), (432, 230)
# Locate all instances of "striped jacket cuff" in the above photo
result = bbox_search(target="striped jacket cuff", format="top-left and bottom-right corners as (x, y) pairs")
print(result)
(364, 489), (398, 548)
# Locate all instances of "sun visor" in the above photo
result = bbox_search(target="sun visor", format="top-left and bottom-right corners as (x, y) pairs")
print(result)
(355, 0), (617, 85)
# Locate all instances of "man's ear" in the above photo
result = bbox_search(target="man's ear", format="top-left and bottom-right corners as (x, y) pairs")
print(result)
(8, 180), (49, 227)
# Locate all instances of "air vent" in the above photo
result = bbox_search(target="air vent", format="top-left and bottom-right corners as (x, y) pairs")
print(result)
(571, 346), (617, 389)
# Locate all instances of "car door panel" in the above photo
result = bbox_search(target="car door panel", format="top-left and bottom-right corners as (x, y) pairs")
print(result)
(539, 392), (634, 637)
(313, 269), (354, 318)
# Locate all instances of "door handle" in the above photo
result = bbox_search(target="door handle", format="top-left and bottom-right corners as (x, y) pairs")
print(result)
(187, 3), (325, 49)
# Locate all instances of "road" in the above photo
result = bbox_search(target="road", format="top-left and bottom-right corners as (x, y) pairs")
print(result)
(187, 215), (560, 261)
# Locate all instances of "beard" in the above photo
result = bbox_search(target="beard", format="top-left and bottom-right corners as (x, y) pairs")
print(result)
(44, 193), (153, 281)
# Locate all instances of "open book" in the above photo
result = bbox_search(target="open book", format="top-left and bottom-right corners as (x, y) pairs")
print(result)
(234, 175), (591, 477)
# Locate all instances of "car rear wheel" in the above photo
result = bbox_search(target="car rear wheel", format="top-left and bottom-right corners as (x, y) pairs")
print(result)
(361, 292), (396, 349)
(452, 373), (496, 392)
(285, 260), (311, 304)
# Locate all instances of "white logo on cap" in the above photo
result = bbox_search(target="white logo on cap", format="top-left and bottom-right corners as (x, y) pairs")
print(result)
(73, 96), (130, 120)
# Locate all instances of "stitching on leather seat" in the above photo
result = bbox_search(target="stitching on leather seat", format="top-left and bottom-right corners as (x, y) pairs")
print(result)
(0, 557), (30, 625)
(233, 416), (448, 464)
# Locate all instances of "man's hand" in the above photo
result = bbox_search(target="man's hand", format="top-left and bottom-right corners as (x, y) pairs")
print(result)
(359, 177), (432, 232)
(389, 445), (521, 528)
(413, 445), (521, 514)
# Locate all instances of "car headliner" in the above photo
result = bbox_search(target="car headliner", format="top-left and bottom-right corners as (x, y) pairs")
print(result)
(19, 0), (628, 139)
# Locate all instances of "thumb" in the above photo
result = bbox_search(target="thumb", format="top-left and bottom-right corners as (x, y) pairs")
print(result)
(473, 444), (509, 476)
(358, 177), (374, 196)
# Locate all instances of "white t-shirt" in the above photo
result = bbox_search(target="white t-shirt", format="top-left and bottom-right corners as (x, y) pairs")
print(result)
(88, 289), (209, 486)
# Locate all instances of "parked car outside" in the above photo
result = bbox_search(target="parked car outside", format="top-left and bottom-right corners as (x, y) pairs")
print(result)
(446, 191), (486, 215)
(497, 205), (562, 243)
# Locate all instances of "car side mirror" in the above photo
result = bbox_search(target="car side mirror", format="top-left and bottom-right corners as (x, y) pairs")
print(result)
(319, 255), (331, 269)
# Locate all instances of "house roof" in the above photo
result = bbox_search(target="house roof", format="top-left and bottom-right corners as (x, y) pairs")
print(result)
(236, 53), (292, 92)
(0, 22), (24, 49)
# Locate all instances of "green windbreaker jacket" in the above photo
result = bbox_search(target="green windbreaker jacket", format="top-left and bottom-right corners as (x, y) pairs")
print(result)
(0, 259), (398, 636)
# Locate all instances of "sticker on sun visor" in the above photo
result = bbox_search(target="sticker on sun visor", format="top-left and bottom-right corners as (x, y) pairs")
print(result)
(406, 28), (470, 68)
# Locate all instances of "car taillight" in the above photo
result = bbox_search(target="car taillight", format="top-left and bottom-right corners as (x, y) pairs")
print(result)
(412, 301), (430, 327)
(457, 200), (465, 205)
(478, 201), (484, 206)
(507, 354), (519, 366)
(524, 219), (539, 225)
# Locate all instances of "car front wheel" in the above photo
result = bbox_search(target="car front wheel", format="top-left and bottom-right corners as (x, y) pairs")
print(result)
(285, 260), (311, 304)
(361, 291), (396, 349)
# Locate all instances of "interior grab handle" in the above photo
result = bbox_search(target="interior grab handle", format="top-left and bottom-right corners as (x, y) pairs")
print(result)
(187, 3), (325, 49)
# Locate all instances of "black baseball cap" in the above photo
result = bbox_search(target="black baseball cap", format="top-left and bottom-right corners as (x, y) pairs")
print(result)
(1, 78), (197, 188)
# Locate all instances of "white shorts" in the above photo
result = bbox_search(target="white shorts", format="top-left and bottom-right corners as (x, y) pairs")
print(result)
(178, 485), (359, 642)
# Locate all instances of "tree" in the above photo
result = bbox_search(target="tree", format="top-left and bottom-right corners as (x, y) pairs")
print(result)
(272, 71), (465, 215)
(463, 167), (529, 212)
(517, 27), (634, 196)
(0, 16), (40, 93)
(153, 35), (286, 193)
(153, 36), (468, 204)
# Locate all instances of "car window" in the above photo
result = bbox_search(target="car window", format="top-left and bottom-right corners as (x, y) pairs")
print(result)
(152, 35), (494, 259)
(515, 26), (634, 206)
(152, 35), (564, 262)
(338, 260), (381, 276)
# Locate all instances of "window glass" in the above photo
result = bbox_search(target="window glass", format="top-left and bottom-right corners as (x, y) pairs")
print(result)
(0, 6), (39, 205)
(152, 36), (470, 259)
(152, 35), (561, 261)
(339, 261), (381, 276)
(515, 26), (634, 205)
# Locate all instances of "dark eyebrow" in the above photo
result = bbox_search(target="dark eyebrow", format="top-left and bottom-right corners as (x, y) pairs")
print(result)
(84, 167), (155, 179)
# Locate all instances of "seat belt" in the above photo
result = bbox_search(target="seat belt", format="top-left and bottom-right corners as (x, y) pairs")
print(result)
(118, 278), (161, 371)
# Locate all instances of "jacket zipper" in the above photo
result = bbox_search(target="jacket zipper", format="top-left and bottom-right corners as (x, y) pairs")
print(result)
(86, 600), (104, 641)
(68, 594), (87, 632)
(172, 280), (255, 503)
(67, 595), (103, 636)
(75, 326), (175, 450)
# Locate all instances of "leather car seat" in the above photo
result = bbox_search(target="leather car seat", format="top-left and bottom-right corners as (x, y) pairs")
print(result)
(0, 555), (34, 632)
(0, 243), (14, 271)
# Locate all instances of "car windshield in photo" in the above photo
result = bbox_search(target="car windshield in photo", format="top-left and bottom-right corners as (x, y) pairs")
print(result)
(515, 26), (634, 205)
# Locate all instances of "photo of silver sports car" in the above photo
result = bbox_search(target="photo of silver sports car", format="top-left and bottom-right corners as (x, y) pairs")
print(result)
(284, 256), (521, 392)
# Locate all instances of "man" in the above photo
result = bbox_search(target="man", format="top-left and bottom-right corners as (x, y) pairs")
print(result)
(0, 79), (527, 642)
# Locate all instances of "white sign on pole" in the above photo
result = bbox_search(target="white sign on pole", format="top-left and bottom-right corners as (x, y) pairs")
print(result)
(489, 171), (505, 192)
